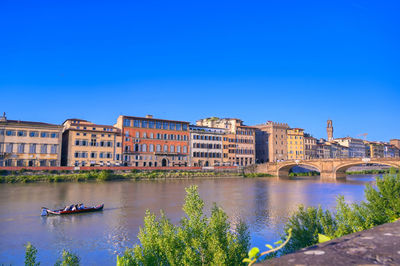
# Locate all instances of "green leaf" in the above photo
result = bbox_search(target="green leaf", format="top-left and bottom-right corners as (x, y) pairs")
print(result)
(318, 233), (331, 243)
(242, 258), (252, 263)
(248, 247), (260, 259)
(274, 240), (283, 245)
(266, 244), (274, 249)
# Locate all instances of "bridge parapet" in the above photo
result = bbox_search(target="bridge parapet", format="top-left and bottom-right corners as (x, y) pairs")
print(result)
(255, 158), (400, 180)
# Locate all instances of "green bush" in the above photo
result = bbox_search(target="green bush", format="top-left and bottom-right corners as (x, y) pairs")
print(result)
(25, 242), (39, 266)
(96, 170), (112, 181)
(55, 250), (80, 266)
(282, 170), (400, 254)
(118, 185), (250, 265)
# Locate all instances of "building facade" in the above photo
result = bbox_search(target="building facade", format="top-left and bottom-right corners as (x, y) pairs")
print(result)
(333, 137), (366, 158)
(0, 113), (63, 167)
(61, 119), (122, 166)
(287, 128), (304, 160)
(254, 122), (289, 162)
(304, 134), (317, 159)
(115, 115), (190, 167)
(189, 125), (225, 167)
(390, 139), (400, 150)
(364, 141), (384, 158)
(197, 118), (256, 166)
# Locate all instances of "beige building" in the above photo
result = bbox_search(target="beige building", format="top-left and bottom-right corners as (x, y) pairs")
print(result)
(254, 121), (289, 162)
(189, 125), (225, 167)
(0, 113), (63, 167)
(287, 128), (305, 160)
(304, 134), (317, 159)
(61, 119), (122, 166)
(197, 118), (256, 166)
(390, 139), (400, 150)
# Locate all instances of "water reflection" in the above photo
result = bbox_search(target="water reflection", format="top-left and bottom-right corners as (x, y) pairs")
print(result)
(0, 176), (373, 265)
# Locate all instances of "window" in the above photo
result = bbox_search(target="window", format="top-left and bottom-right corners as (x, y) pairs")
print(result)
(82, 140), (88, 146)
(143, 132), (147, 138)
(17, 131), (26, 137)
(29, 131), (39, 138)
(50, 145), (58, 154)
(75, 140), (80, 146)
(163, 134), (168, 140)
(150, 133), (154, 139)
(123, 119), (131, 127)
(177, 145), (181, 153)
(40, 144), (47, 154)
(183, 146), (187, 153)
(134, 120), (140, 127)
(6, 143), (13, 153)
(163, 144), (168, 152)
(141, 121), (148, 128)
(149, 121), (155, 128)
(142, 144), (147, 152)
(163, 122), (168, 129)
(100, 152), (104, 158)
(91, 152), (97, 158)
(182, 124), (187, 131)
(136, 132), (140, 138)
(91, 139), (97, 146)
(176, 123), (182, 130)
(170, 145), (175, 152)
(18, 144), (25, 153)
(156, 121), (162, 129)
(100, 141), (104, 147)
(149, 144), (154, 152)
(40, 132), (49, 138)
(51, 133), (58, 138)
(107, 141), (112, 147)
(169, 123), (175, 130)
(29, 144), (36, 153)
(156, 133), (161, 139)
(156, 144), (161, 152)
(6, 130), (15, 136)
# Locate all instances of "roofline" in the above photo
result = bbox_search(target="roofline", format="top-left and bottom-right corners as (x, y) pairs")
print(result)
(120, 115), (190, 124)
(0, 120), (63, 128)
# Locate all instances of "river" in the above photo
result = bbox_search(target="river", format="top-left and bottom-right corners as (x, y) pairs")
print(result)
(0, 175), (376, 265)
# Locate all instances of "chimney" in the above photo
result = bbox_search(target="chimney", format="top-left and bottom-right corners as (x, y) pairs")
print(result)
(145, 115), (153, 119)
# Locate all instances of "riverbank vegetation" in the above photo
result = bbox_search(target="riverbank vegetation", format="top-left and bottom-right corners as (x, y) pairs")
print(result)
(346, 167), (398, 175)
(280, 169), (400, 254)
(0, 169), (243, 183)
(243, 173), (274, 178)
(288, 171), (319, 177)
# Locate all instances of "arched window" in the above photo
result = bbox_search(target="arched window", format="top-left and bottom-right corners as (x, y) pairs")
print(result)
(156, 144), (161, 152)
(149, 144), (154, 152)
(163, 134), (168, 140)
(142, 144), (147, 152)
(163, 144), (168, 152)
(170, 145), (175, 153)
(177, 145), (181, 153)
(134, 144), (139, 152)
(136, 132), (140, 138)
(143, 132), (147, 138)
(150, 133), (154, 139)
(183, 146), (187, 153)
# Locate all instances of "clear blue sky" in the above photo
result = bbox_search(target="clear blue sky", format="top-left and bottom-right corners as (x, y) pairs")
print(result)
(1, 0), (399, 141)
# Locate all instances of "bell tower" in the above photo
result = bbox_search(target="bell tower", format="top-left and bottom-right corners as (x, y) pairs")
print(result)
(327, 120), (333, 141)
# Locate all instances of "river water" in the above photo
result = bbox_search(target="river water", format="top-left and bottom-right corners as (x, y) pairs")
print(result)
(0, 175), (375, 265)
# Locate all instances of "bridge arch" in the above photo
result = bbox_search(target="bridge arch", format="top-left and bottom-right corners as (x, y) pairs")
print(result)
(334, 160), (400, 179)
(277, 162), (321, 177)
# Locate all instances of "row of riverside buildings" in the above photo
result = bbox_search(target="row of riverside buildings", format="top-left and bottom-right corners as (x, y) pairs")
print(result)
(0, 113), (399, 168)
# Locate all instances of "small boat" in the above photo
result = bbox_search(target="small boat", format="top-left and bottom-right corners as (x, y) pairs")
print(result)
(41, 204), (104, 216)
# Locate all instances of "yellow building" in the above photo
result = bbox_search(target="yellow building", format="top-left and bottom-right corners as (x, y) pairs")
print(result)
(0, 113), (63, 167)
(61, 119), (122, 166)
(287, 128), (304, 160)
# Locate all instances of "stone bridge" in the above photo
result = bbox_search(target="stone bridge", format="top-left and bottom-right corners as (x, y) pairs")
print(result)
(255, 158), (400, 180)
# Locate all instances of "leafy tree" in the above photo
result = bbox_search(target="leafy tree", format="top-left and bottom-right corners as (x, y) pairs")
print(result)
(54, 250), (80, 266)
(25, 242), (40, 266)
(119, 185), (250, 265)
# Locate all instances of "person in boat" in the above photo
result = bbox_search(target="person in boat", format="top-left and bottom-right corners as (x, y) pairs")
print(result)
(78, 203), (85, 210)
(72, 204), (79, 211)
(63, 204), (74, 211)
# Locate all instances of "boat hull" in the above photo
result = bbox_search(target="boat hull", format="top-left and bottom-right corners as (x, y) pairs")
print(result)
(44, 204), (104, 215)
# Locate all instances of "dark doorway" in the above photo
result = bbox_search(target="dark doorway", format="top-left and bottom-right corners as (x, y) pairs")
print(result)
(162, 158), (167, 167)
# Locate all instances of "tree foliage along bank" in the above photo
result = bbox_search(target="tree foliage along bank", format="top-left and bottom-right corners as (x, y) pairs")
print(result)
(281, 168), (400, 254)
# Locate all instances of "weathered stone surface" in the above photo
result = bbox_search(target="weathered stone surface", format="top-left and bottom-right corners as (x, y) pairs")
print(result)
(263, 220), (400, 265)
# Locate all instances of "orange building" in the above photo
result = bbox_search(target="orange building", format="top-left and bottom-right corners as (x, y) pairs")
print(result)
(115, 115), (190, 167)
